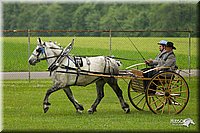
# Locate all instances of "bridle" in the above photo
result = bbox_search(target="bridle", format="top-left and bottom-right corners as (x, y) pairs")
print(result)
(32, 43), (63, 62)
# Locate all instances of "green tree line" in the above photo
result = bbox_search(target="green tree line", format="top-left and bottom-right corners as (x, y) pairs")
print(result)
(3, 3), (198, 37)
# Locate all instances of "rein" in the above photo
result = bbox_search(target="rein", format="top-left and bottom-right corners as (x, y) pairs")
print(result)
(38, 55), (60, 61)
(68, 54), (143, 61)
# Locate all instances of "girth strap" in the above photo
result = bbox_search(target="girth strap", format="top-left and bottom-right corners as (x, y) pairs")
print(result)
(85, 57), (91, 72)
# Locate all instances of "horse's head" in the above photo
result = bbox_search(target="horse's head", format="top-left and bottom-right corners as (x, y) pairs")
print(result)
(28, 38), (63, 65)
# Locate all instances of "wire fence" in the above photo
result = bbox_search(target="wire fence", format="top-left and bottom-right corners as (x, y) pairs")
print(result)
(2, 30), (194, 80)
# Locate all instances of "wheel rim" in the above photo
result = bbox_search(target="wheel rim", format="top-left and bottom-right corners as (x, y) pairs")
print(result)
(128, 79), (148, 111)
(146, 71), (189, 114)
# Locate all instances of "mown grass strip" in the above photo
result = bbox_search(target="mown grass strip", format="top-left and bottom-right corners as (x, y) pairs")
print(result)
(3, 77), (198, 131)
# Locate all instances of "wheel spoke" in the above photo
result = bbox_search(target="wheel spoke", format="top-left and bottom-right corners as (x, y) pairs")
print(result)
(147, 87), (156, 92)
(168, 101), (170, 114)
(157, 76), (165, 89)
(149, 96), (164, 106)
(170, 79), (182, 88)
(172, 96), (187, 101)
(167, 73), (175, 90)
(132, 92), (145, 100)
(141, 100), (147, 110)
(161, 100), (166, 114)
(136, 95), (145, 106)
(170, 101), (178, 113)
(171, 90), (188, 94)
(151, 80), (159, 87)
(171, 84), (187, 92)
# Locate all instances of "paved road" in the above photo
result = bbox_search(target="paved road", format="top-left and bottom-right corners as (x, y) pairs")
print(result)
(1, 72), (51, 80)
(1, 69), (199, 80)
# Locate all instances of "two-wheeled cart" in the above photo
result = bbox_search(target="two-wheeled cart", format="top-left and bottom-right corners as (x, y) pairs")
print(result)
(89, 62), (189, 114)
(124, 63), (190, 114)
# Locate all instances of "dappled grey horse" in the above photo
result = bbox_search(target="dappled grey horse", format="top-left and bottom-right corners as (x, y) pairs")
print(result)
(28, 38), (130, 114)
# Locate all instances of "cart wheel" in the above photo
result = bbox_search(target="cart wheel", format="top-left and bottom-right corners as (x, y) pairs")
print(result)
(128, 79), (148, 111)
(145, 71), (189, 114)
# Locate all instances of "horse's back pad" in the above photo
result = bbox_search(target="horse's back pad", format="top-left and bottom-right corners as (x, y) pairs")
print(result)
(74, 57), (83, 67)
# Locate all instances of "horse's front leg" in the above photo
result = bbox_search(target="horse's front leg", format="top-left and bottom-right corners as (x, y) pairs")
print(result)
(43, 84), (60, 113)
(63, 87), (84, 113)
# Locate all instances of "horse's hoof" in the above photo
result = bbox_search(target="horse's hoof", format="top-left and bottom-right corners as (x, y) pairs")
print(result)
(43, 102), (51, 113)
(88, 109), (93, 114)
(124, 108), (130, 113)
(44, 107), (49, 113)
(122, 102), (130, 113)
(87, 108), (95, 114)
(76, 109), (83, 114)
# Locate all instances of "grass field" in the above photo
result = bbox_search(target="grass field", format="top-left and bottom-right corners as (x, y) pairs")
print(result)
(2, 37), (198, 72)
(3, 77), (198, 132)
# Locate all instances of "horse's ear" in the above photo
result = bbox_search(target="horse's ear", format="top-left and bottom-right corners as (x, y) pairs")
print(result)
(37, 38), (41, 44)
(63, 39), (74, 55)
(68, 39), (74, 50)
(37, 37), (44, 46)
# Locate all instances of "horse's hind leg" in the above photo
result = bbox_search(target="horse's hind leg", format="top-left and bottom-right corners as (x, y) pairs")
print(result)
(88, 79), (106, 114)
(106, 78), (130, 113)
(43, 84), (60, 113)
(63, 87), (84, 113)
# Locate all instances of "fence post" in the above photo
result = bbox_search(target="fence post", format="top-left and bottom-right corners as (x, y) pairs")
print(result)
(109, 29), (112, 56)
(28, 29), (31, 82)
(188, 32), (191, 82)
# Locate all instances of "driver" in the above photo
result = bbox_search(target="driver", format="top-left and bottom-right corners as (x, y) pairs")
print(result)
(144, 41), (177, 77)
(143, 41), (177, 89)
(157, 41), (177, 71)
(145, 40), (168, 67)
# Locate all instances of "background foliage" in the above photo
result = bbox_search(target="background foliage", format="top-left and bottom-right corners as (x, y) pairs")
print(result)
(3, 3), (198, 36)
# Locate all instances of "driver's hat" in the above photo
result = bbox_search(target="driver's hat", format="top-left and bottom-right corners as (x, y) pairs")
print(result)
(158, 40), (168, 45)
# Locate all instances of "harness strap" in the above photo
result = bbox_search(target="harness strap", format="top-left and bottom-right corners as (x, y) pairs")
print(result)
(74, 70), (80, 85)
(105, 57), (115, 75)
(107, 58), (111, 74)
(59, 65), (119, 76)
(64, 57), (70, 72)
(48, 45), (74, 75)
(46, 48), (64, 76)
(85, 57), (91, 71)
(73, 56), (83, 85)
(39, 55), (60, 61)
(103, 57), (107, 73)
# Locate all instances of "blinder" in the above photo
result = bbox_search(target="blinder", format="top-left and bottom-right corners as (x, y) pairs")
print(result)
(36, 47), (45, 54)
(33, 46), (46, 62)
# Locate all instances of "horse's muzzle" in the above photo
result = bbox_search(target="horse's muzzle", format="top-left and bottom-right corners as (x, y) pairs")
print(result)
(28, 58), (37, 65)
